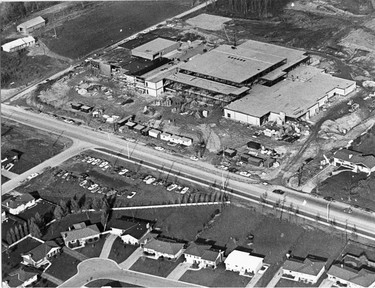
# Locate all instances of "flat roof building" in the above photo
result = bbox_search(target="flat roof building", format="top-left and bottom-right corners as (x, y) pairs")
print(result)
(17, 16), (45, 34)
(224, 66), (356, 126)
(1, 36), (36, 53)
(131, 38), (180, 60)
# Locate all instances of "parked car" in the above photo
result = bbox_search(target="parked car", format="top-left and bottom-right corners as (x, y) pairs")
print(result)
(272, 189), (285, 195)
(91, 186), (101, 193)
(190, 155), (199, 161)
(88, 184), (99, 191)
(119, 168), (129, 175)
(154, 146), (165, 151)
(343, 207), (353, 214)
(143, 175), (153, 182)
(86, 157), (95, 164)
(127, 191), (137, 199)
(323, 196), (335, 202)
(239, 171), (251, 177)
(61, 172), (70, 180)
(99, 161), (109, 168)
(79, 180), (88, 187)
(167, 184), (178, 191)
(26, 173), (39, 180)
(180, 187), (189, 194)
(167, 142), (178, 147)
(102, 164), (110, 171)
(56, 170), (65, 177)
(259, 265), (269, 275)
(145, 177), (156, 185)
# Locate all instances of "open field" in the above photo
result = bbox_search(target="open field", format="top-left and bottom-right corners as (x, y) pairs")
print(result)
(108, 238), (138, 264)
(180, 263), (250, 287)
(42, 1), (192, 59)
(130, 256), (184, 278)
(46, 252), (81, 282)
(350, 125), (375, 155)
(87, 279), (140, 288)
(1, 119), (71, 175)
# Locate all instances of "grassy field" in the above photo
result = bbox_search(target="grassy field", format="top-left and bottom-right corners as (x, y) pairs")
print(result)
(87, 279), (140, 287)
(42, 1), (191, 59)
(130, 256), (183, 278)
(1, 119), (72, 174)
(76, 235), (106, 258)
(180, 263), (250, 287)
(46, 252), (81, 281)
(113, 205), (220, 242)
(108, 238), (138, 264)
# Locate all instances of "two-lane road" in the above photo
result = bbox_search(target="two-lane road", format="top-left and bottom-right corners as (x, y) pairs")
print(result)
(2, 104), (375, 239)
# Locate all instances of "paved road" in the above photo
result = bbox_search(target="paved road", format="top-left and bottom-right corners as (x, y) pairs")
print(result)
(99, 234), (118, 259)
(1, 169), (18, 179)
(2, 105), (375, 239)
(59, 258), (202, 287)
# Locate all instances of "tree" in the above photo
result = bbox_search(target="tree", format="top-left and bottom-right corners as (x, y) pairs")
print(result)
(59, 199), (69, 215)
(34, 212), (43, 228)
(92, 197), (103, 211)
(23, 222), (29, 235)
(29, 219), (42, 238)
(53, 206), (65, 221)
(9, 227), (16, 243)
(14, 225), (21, 240)
(70, 197), (80, 213)
(6, 231), (13, 245)
(101, 211), (109, 230)
(18, 224), (25, 238)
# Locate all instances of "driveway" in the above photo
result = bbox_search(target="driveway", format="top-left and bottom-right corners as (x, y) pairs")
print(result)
(118, 246), (143, 269)
(59, 258), (202, 287)
(167, 262), (191, 280)
(266, 267), (283, 288)
(99, 234), (118, 259)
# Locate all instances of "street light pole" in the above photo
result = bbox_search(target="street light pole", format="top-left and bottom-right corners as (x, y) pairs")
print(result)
(326, 201), (331, 223)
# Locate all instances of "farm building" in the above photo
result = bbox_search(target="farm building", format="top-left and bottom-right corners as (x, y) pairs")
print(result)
(17, 16), (45, 34)
(131, 38), (180, 60)
(1, 36), (36, 53)
(224, 66), (356, 126)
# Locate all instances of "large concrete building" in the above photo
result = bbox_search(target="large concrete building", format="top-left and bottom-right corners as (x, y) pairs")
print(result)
(131, 38), (180, 60)
(224, 66), (356, 125)
(17, 16), (45, 34)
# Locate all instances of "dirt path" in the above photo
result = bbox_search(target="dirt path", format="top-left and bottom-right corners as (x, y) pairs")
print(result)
(28, 39), (73, 63)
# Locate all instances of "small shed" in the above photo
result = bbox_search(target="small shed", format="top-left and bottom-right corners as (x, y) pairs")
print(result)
(125, 121), (137, 129)
(141, 127), (151, 136)
(71, 102), (83, 110)
(149, 129), (161, 138)
(264, 158), (276, 168)
(240, 154), (250, 163)
(224, 148), (237, 158)
(80, 105), (93, 113)
(248, 155), (264, 167)
(17, 16), (45, 34)
(160, 132), (172, 142)
(247, 141), (262, 150)
(134, 124), (146, 133)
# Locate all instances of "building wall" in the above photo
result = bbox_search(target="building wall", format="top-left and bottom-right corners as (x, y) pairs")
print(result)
(17, 21), (45, 34)
(326, 275), (366, 288)
(121, 234), (139, 245)
(8, 199), (36, 215)
(185, 254), (218, 268)
(283, 268), (324, 284)
(225, 259), (263, 274)
(224, 109), (261, 126)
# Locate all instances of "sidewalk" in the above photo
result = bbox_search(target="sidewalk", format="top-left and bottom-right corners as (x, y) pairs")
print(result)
(246, 271), (264, 287)
(266, 267), (283, 288)
(99, 234), (118, 259)
(118, 247), (143, 269)
(166, 262), (191, 280)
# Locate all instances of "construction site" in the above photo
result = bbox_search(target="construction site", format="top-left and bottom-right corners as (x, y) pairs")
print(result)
(7, 0), (375, 193)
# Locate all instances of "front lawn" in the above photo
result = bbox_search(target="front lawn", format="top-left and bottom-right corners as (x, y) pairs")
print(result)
(276, 278), (317, 287)
(108, 238), (138, 264)
(87, 279), (140, 287)
(76, 235), (106, 258)
(130, 256), (183, 278)
(46, 252), (81, 281)
(180, 263), (250, 287)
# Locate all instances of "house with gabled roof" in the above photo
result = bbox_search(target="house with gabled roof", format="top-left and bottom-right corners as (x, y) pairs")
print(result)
(61, 222), (100, 249)
(21, 240), (61, 268)
(184, 243), (224, 269)
(108, 218), (152, 245)
(2, 193), (36, 215)
(332, 149), (375, 175)
(282, 255), (327, 284)
(143, 238), (185, 260)
(327, 264), (375, 288)
(225, 249), (264, 276)
(2, 266), (39, 288)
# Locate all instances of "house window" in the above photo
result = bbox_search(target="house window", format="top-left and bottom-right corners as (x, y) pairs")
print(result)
(227, 113), (231, 118)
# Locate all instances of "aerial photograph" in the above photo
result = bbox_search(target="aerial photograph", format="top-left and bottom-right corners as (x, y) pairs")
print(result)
(1, 0), (375, 287)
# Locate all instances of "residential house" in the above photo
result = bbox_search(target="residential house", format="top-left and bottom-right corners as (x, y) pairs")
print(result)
(148, 129), (161, 139)
(108, 218), (152, 245)
(282, 255), (327, 284)
(184, 243), (224, 269)
(61, 223), (100, 249)
(143, 238), (184, 260)
(21, 240), (61, 268)
(3, 266), (39, 288)
(169, 135), (182, 144)
(332, 149), (375, 175)
(180, 137), (193, 147)
(327, 264), (375, 288)
(224, 250), (264, 276)
(1, 149), (23, 171)
(343, 252), (375, 269)
(2, 193), (36, 215)
(125, 121), (137, 130)
(160, 132), (172, 142)
(224, 148), (237, 158)
(17, 16), (45, 34)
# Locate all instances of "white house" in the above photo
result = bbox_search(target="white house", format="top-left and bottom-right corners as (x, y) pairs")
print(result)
(148, 129), (161, 139)
(184, 243), (224, 269)
(21, 241), (61, 268)
(282, 256), (327, 284)
(2, 193), (36, 215)
(169, 135), (182, 144)
(2, 36), (36, 53)
(327, 264), (375, 288)
(180, 137), (193, 147)
(160, 132), (172, 142)
(61, 223), (100, 249)
(332, 149), (375, 175)
(224, 250), (264, 276)
(143, 238), (184, 260)
(3, 266), (39, 288)
(108, 218), (152, 245)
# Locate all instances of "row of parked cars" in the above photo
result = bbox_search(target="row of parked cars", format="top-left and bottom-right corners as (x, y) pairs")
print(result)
(80, 155), (111, 171)
(141, 175), (190, 194)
